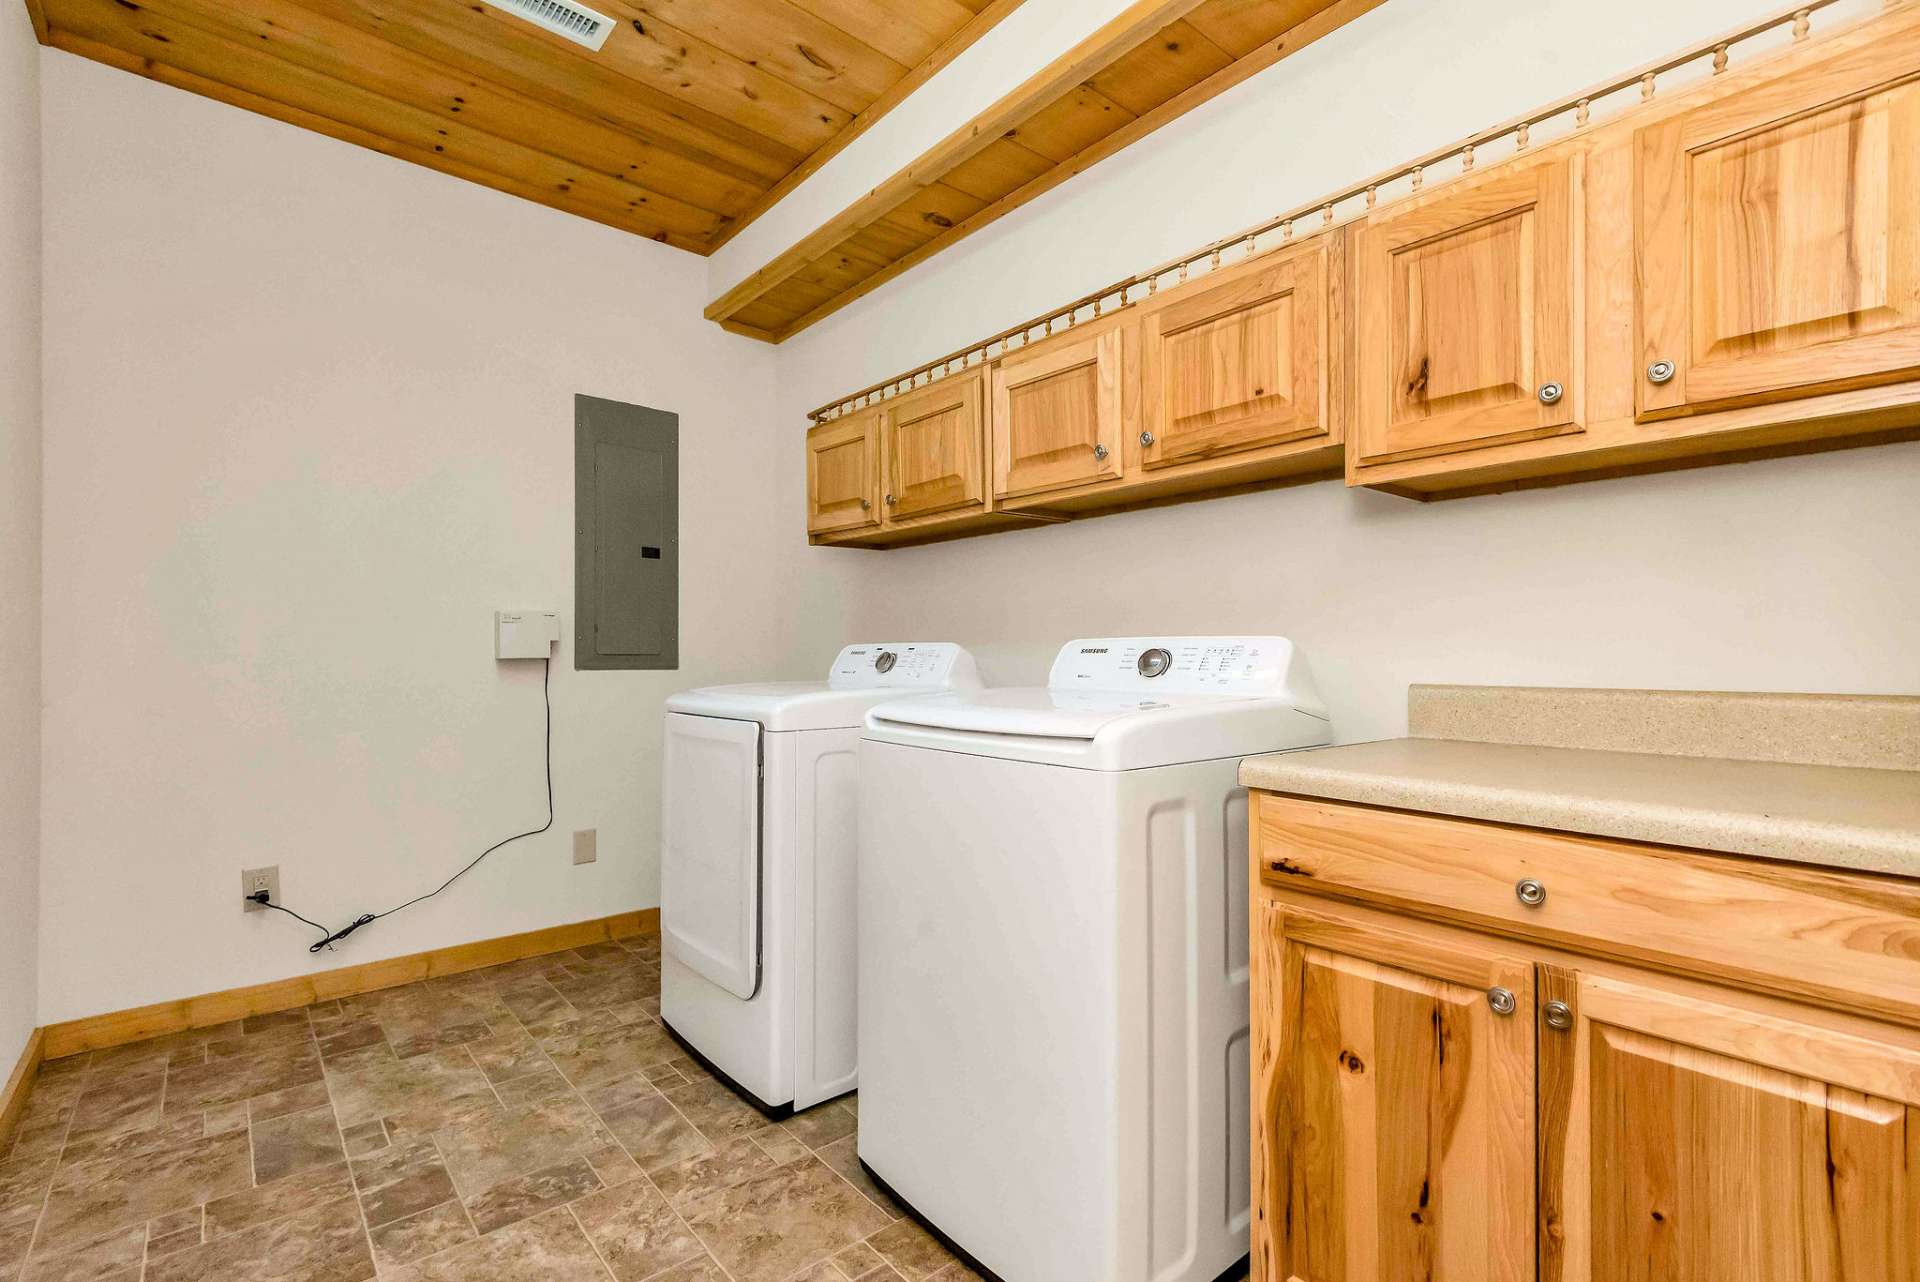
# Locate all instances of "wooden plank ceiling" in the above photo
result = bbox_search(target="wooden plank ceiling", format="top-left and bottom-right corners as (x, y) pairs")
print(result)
(707, 0), (1386, 340)
(24, 0), (1021, 253)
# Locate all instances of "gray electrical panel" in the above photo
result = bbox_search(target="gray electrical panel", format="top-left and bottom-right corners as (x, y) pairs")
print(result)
(575, 394), (678, 671)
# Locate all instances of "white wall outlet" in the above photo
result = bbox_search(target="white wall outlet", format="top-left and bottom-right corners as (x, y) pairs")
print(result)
(242, 865), (281, 911)
(573, 829), (597, 866)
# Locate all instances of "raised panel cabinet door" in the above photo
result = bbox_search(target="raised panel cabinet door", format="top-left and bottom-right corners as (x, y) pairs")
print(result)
(881, 370), (986, 522)
(1251, 906), (1535, 1282)
(991, 326), (1125, 499)
(805, 409), (880, 535)
(1139, 242), (1328, 469)
(1539, 967), (1920, 1282)
(1355, 157), (1580, 466)
(1637, 26), (1920, 419)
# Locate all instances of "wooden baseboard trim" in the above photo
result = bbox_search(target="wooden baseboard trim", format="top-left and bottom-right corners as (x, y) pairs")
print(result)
(0, 1027), (46, 1153)
(40, 908), (661, 1062)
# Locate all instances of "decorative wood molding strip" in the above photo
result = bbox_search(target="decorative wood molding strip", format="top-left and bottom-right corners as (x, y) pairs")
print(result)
(0, 1028), (46, 1153)
(39, 908), (661, 1061)
(705, 0), (1029, 256)
(807, 0), (1853, 422)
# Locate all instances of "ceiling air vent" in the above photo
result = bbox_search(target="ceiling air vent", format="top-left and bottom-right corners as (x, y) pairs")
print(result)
(481, 0), (617, 51)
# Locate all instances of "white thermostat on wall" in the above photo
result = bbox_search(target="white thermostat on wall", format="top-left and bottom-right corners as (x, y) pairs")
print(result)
(495, 610), (561, 660)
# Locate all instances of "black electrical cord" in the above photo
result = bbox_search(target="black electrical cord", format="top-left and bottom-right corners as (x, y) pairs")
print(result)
(252, 656), (555, 953)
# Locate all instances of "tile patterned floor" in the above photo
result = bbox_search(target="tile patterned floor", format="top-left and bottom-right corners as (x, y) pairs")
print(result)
(0, 936), (979, 1282)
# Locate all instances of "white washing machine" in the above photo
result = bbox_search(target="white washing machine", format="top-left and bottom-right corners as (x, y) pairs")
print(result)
(857, 637), (1330, 1282)
(661, 642), (980, 1114)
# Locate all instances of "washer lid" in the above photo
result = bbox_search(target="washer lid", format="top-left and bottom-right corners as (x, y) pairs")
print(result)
(863, 635), (1330, 769)
(866, 687), (1253, 739)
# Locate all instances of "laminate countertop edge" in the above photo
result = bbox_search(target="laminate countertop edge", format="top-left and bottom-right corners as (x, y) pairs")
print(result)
(1239, 737), (1920, 879)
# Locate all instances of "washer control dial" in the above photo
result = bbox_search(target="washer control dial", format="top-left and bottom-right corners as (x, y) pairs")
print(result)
(1136, 647), (1173, 678)
(874, 650), (898, 674)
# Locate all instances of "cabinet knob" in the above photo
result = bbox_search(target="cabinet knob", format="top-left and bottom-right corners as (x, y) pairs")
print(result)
(1093, 443), (1110, 462)
(1139, 431), (1156, 447)
(1647, 359), (1676, 385)
(1544, 1000), (1574, 1031)
(885, 494), (895, 506)
(1515, 878), (1547, 908)
(1487, 987), (1518, 1017)
(1537, 382), (1564, 405)
(859, 499), (871, 510)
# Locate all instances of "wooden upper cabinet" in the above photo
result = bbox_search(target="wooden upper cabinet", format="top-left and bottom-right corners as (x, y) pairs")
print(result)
(881, 370), (986, 523)
(805, 408), (880, 536)
(1540, 966), (1920, 1282)
(1356, 157), (1580, 466)
(1637, 27), (1920, 420)
(1253, 906), (1535, 1282)
(1138, 240), (1329, 469)
(991, 321), (1126, 500)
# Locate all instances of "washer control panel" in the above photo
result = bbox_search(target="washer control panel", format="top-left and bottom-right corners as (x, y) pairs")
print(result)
(829, 642), (980, 690)
(1049, 637), (1298, 695)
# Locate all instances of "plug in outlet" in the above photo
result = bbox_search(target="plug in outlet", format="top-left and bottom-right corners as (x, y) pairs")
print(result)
(242, 865), (281, 912)
(573, 830), (597, 866)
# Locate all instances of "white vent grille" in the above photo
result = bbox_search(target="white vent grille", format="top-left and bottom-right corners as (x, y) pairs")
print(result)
(481, 0), (617, 51)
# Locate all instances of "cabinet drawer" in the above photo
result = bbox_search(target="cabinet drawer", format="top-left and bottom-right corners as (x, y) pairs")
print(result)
(1254, 794), (1920, 1024)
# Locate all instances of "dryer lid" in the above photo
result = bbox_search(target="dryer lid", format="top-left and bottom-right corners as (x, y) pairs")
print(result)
(665, 642), (980, 731)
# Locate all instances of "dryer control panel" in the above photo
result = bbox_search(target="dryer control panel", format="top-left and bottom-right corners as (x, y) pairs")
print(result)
(829, 642), (981, 690)
(1048, 637), (1308, 698)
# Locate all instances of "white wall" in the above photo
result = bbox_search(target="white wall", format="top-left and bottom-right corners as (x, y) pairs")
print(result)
(776, 0), (1920, 731)
(36, 52), (806, 1024)
(1, 3), (43, 1062)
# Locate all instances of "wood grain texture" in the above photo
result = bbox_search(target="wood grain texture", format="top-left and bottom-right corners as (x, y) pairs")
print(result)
(805, 407), (882, 534)
(706, 0), (1379, 337)
(1257, 904), (1535, 1282)
(29, 0), (1022, 254)
(1257, 793), (1920, 1028)
(1543, 967), (1920, 1282)
(991, 318), (1130, 500)
(881, 369), (987, 521)
(0, 1027), (46, 1155)
(40, 909), (659, 1060)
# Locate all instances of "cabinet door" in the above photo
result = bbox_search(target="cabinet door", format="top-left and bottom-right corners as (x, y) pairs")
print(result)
(1252, 907), (1535, 1282)
(1139, 242), (1327, 469)
(1539, 966), (1920, 1282)
(1637, 28), (1920, 419)
(881, 371), (985, 522)
(1356, 159), (1579, 465)
(991, 326), (1125, 499)
(805, 409), (880, 535)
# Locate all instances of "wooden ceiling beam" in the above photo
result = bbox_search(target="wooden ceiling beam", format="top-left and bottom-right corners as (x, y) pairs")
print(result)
(704, 0), (1215, 324)
(705, 0), (1026, 254)
(708, 0), (1387, 338)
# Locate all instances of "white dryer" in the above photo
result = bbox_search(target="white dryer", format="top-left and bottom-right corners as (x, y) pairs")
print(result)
(662, 643), (980, 1114)
(857, 637), (1330, 1282)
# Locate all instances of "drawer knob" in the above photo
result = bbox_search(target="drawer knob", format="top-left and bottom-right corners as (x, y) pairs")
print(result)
(1487, 987), (1518, 1017)
(885, 493), (895, 506)
(859, 499), (871, 510)
(1515, 878), (1547, 908)
(1537, 382), (1564, 405)
(1093, 443), (1110, 462)
(1647, 359), (1676, 385)
(1544, 1000), (1574, 1031)
(1139, 431), (1155, 447)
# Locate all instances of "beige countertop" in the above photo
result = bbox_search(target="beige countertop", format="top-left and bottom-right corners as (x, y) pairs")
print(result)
(1239, 686), (1920, 878)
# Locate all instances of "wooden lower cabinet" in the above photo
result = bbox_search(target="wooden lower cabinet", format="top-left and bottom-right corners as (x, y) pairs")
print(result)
(1253, 905), (1535, 1282)
(1251, 792), (1920, 1282)
(1540, 967), (1919, 1282)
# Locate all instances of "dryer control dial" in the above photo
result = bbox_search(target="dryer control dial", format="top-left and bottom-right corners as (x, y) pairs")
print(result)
(1136, 647), (1173, 678)
(874, 650), (898, 674)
